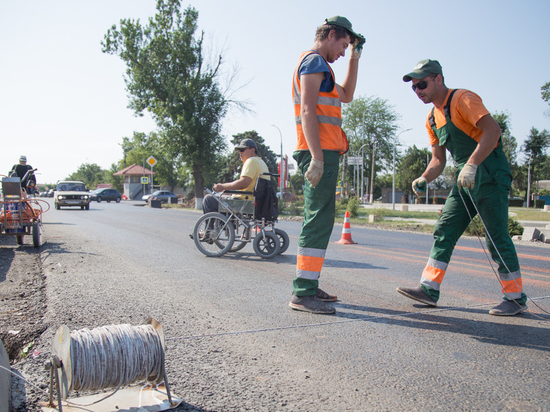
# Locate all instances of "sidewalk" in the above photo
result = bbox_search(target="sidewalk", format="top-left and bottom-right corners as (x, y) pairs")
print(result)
(360, 202), (550, 229)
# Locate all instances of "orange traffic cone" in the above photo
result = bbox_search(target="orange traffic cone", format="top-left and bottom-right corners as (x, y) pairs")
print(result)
(336, 211), (357, 244)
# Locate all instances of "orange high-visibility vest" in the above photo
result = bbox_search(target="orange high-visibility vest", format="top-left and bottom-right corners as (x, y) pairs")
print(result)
(292, 51), (349, 154)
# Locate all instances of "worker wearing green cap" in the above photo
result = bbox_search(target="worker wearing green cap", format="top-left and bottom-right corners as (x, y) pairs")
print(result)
(397, 59), (527, 316)
(289, 16), (365, 314)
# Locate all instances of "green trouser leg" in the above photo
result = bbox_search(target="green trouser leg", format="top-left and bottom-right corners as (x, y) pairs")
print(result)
(423, 149), (526, 304)
(292, 150), (340, 296)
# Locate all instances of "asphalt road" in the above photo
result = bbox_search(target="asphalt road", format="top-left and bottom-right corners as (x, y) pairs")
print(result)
(30, 200), (550, 411)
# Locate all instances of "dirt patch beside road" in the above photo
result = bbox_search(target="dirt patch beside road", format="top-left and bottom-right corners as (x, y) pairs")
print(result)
(0, 235), (48, 411)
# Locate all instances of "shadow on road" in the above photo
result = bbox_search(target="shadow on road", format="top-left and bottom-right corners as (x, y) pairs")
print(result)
(333, 302), (550, 352)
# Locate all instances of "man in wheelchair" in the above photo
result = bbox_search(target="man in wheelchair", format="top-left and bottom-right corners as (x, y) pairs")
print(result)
(202, 138), (270, 213)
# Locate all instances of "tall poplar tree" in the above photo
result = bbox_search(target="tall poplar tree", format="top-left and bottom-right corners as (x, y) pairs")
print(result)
(102, 0), (229, 208)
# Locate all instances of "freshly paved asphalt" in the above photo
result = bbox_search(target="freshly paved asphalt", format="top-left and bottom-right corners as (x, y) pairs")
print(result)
(31, 200), (550, 411)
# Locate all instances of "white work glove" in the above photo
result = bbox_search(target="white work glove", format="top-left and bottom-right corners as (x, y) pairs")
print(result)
(412, 176), (427, 197)
(457, 163), (478, 190)
(350, 34), (366, 60)
(305, 158), (324, 188)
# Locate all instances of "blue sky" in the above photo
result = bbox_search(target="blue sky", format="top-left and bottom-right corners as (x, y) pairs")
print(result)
(1, 0), (548, 184)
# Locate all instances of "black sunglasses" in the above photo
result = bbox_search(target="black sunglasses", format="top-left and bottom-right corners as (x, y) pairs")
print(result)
(239, 148), (248, 153)
(412, 80), (430, 92)
(412, 75), (438, 92)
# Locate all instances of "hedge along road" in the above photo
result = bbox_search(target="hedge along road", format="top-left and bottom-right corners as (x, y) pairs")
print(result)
(12, 199), (550, 411)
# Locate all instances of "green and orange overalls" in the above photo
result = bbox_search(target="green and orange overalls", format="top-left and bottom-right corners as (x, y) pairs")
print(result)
(420, 89), (526, 305)
(292, 50), (348, 296)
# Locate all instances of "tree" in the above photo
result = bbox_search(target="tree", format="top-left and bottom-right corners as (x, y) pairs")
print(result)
(492, 111), (522, 194)
(342, 96), (400, 197)
(492, 111), (517, 167)
(119, 132), (186, 191)
(102, 0), (236, 208)
(290, 171), (305, 195)
(522, 127), (550, 185)
(217, 131), (278, 184)
(397, 145), (431, 197)
(68, 163), (106, 189)
(542, 82), (550, 117)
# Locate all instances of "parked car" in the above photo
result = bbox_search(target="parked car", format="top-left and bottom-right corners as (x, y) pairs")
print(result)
(145, 190), (178, 204)
(90, 188), (122, 203)
(54, 180), (90, 210)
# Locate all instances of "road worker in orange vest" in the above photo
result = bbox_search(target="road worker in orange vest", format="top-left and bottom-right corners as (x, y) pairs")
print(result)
(289, 16), (365, 314)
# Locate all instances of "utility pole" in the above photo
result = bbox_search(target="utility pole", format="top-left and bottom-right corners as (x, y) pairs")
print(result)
(527, 156), (532, 208)
(393, 129), (412, 210)
(271, 125), (284, 192)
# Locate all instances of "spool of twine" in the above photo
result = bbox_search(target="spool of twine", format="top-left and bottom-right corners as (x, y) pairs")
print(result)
(69, 323), (165, 392)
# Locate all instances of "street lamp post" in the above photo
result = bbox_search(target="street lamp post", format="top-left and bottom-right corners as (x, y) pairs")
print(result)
(271, 125), (284, 192)
(358, 143), (369, 203)
(527, 156), (532, 208)
(392, 128), (412, 210)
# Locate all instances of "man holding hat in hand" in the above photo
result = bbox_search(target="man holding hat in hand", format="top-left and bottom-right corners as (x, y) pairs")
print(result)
(397, 59), (527, 316)
(289, 16), (365, 314)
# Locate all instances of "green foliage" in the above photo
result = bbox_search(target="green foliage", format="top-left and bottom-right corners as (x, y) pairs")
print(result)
(119, 131), (191, 191)
(341, 95), (400, 194)
(287, 199), (304, 216)
(542, 82), (550, 104)
(102, 0), (235, 199)
(347, 196), (359, 218)
(492, 111), (518, 174)
(290, 171), (305, 195)
(217, 131), (278, 184)
(508, 217), (524, 237)
(67, 163), (105, 188)
(464, 215), (523, 238)
(522, 127), (550, 183)
(397, 145), (431, 196)
(508, 198), (524, 207)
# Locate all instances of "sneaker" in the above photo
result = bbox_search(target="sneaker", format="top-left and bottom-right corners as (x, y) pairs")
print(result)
(289, 294), (335, 314)
(315, 288), (337, 302)
(396, 286), (437, 307)
(489, 300), (527, 316)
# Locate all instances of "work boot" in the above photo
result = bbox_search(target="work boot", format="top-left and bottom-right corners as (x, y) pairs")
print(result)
(489, 300), (527, 316)
(315, 288), (337, 302)
(396, 286), (437, 307)
(289, 294), (335, 314)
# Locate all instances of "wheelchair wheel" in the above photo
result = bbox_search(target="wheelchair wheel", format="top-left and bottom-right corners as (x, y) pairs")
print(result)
(193, 212), (235, 257)
(274, 228), (289, 254)
(253, 231), (280, 259)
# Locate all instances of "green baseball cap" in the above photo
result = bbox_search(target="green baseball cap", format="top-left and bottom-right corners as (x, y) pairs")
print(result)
(403, 59), (443, 82)
(323, 16), (360, 40)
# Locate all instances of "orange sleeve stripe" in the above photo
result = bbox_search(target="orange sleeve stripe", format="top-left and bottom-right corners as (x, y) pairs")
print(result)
(422, 265), (446, 284)
(297, 255), (325, 272)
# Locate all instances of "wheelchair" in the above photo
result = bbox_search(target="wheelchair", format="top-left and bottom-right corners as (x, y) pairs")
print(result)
(192, 173), (289, 259)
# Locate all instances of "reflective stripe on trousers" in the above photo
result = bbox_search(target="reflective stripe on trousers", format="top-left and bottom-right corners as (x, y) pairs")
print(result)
(421, 258), (524, 300)
(296, 247), (326, 280)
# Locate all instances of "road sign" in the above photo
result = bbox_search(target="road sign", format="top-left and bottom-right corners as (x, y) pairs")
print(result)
(141, 176), (149, 184)
(146, 156), (157, 167)
(347, 156), (363, 166)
